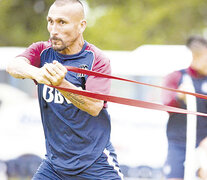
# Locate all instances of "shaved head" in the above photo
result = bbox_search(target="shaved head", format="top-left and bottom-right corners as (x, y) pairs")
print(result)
(47, 0), (87, 54)
(53, 0), (85, 18)
(54, 0), (83, 6)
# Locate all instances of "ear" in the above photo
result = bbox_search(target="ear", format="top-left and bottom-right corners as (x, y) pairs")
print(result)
(79, 19), (87, 34)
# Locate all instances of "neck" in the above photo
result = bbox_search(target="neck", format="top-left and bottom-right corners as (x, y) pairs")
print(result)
(60, 36), (85, 55)
(191, 60), (206, 76)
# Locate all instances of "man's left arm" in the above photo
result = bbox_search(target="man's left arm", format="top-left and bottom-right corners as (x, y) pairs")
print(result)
(44, 61), (104, 117)
(58, 79), (104, 116)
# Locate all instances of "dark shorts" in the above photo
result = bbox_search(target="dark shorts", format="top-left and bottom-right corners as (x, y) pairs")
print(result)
(32, 149), (123, 180)
(163, 143), (186, 179)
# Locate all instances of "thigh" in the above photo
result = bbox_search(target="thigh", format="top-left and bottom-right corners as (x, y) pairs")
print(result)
(164, 143), (186, 179)
(76, 148), (124, 180)
(32, 159), (62, 180)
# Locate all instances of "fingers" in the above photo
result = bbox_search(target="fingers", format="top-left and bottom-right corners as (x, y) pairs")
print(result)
(53, 60), (68, 75)
(42, 64), (57, 83)
(44, 63), (57, 76)
(34, 68), (52, 85)
(36, 61), (67, 86)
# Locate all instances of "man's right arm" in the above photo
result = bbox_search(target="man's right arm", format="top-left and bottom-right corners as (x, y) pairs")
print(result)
(6, 41), (43, 79)
(7, 57), (66, 86)
(7, 56), (39, 80)
(6, 41), (58, 85)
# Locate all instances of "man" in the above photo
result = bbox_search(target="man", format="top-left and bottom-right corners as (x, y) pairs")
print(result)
(162, 35), (207, 180)
(6, 0), (123, 179)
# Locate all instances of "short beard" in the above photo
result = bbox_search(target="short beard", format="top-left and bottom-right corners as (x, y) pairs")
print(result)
(50, 37), (67, 52)
(52, 44), (67, 52)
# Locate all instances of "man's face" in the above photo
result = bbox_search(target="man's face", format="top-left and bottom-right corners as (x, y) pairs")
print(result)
(193, 49), (207, 75)
(47, 3), (85, 52)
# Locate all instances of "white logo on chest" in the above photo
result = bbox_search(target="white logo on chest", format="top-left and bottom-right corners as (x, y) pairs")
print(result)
(201, 82), (207, 93)
(43, 85), (71, 104)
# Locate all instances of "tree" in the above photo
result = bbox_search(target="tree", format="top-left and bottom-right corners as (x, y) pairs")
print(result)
(0, 0), (51, 47)
(1, 0), (207, 50)
(85, 0), (207, 50)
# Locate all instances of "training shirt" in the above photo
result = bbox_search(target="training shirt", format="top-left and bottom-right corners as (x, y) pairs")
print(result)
(18, 41), (112, 175)
(162, 67), (207, 145)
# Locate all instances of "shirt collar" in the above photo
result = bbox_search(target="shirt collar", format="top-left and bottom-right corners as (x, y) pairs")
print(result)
(187, 66), (204, 78)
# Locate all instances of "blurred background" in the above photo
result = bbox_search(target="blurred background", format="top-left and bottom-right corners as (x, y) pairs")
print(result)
(0, 0), (207, 179)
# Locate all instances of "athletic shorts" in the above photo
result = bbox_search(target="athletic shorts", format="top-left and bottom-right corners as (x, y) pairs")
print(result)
(32, 149), (124, 180)
(163, 143), (186, 179)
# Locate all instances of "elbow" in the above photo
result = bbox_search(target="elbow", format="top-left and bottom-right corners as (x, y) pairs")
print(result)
(6, 63), (18, 78)
(6, 63), (13, 75)
(6, 63), (15, 77)
(90, 109), (101, 117)
(6, 58), (18, 75)
(89, 106), (102, 117)
(88, 101), (104, 117)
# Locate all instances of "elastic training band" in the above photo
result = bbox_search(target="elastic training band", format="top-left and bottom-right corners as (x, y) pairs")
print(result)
(65, 66), (207, 100)
(50, 66), (207, 117)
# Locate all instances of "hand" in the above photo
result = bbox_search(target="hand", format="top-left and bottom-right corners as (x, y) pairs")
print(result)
(34, 60), (67, 86)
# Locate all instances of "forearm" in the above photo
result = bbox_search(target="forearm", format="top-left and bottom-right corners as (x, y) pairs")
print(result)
(6, 57), (38, 79)
(7, 58), (104, 116)
(58, 79), (104, 116)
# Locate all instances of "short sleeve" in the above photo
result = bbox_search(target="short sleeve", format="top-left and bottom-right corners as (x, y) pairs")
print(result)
(161, 71), (182, 108)
(17, 41), (49, 68)
(85, 54), (111, 95)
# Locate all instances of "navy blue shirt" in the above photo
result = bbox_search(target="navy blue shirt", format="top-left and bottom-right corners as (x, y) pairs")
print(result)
(162, 67), (207, 145)
(18, 41), (112, 175)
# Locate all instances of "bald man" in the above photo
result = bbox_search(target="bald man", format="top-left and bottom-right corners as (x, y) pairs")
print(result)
(7, 0), (123, 179)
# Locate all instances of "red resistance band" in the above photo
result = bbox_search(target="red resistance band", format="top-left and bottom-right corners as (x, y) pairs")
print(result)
(51, 66), (207, 117)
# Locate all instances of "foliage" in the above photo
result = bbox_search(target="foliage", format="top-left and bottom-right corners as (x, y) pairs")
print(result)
(0, 0), (52, 47)
(1, 0), (207, 50)
(86, 0), (207, 50)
